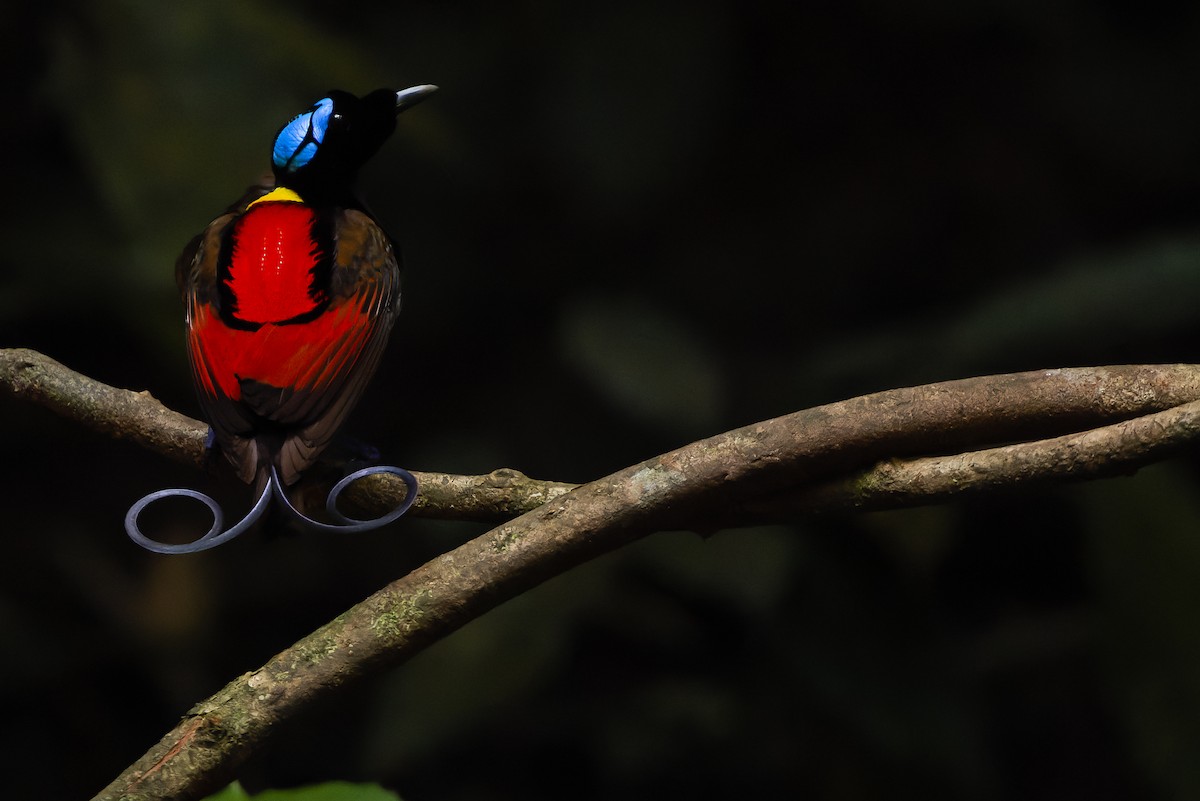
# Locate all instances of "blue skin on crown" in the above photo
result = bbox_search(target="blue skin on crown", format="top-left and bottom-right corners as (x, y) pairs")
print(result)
(272, 97), (334, 172)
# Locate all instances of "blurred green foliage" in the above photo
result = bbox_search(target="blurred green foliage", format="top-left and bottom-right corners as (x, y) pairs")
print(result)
(204, 780), (402, 801)
(6, 0), (1200, 799)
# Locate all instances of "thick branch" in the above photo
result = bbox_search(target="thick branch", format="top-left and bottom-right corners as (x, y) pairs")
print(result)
(746, 396), (1200, 516)
(83, 357), (1200, 799)
(7, 347), (1200, 800)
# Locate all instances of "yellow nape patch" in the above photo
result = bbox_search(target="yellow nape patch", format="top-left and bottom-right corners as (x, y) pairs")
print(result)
(247, 187), (304, 208)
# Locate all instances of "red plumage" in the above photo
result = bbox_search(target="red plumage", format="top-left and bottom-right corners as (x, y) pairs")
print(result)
(222, 201), (326, 325)
(179, 193), (399, 486)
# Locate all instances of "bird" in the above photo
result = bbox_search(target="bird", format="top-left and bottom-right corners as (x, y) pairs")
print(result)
(125, 84), (435, 553)
(177, 84), (437, 491)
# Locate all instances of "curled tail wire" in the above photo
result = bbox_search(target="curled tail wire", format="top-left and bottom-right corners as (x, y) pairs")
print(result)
(125, 464), (418, 554)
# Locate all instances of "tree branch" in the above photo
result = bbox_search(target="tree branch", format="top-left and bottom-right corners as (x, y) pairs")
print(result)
(5, 348), (1200, 800)
(745, 396), (1200, 517)
(6, 348), (1200, 524)
(0, 348), (578, 521)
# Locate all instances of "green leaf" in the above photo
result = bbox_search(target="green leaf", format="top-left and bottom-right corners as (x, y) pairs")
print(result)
(201, 783), (251, 801)
(202, 782), (403, 801)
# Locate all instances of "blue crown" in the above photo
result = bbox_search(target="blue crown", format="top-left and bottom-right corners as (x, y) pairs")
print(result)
(272, 97), (334, 172)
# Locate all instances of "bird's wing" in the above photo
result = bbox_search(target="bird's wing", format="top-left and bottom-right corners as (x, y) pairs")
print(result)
(271, 209), (400, 484)
(180, 213), (264, 481)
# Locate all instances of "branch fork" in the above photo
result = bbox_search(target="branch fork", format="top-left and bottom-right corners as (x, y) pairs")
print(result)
(4, 349), (1199, 800)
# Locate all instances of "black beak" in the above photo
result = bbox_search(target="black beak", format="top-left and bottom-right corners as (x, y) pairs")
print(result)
(395, 84), (439, 114)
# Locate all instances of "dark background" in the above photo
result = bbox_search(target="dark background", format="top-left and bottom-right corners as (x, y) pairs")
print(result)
(6, 1), (1200, 799)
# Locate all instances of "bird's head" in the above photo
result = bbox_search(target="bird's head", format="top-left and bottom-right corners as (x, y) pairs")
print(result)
(270, 84), (437, 201)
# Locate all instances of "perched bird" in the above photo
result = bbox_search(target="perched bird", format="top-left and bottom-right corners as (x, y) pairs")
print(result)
(177, 85), (437, 490)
